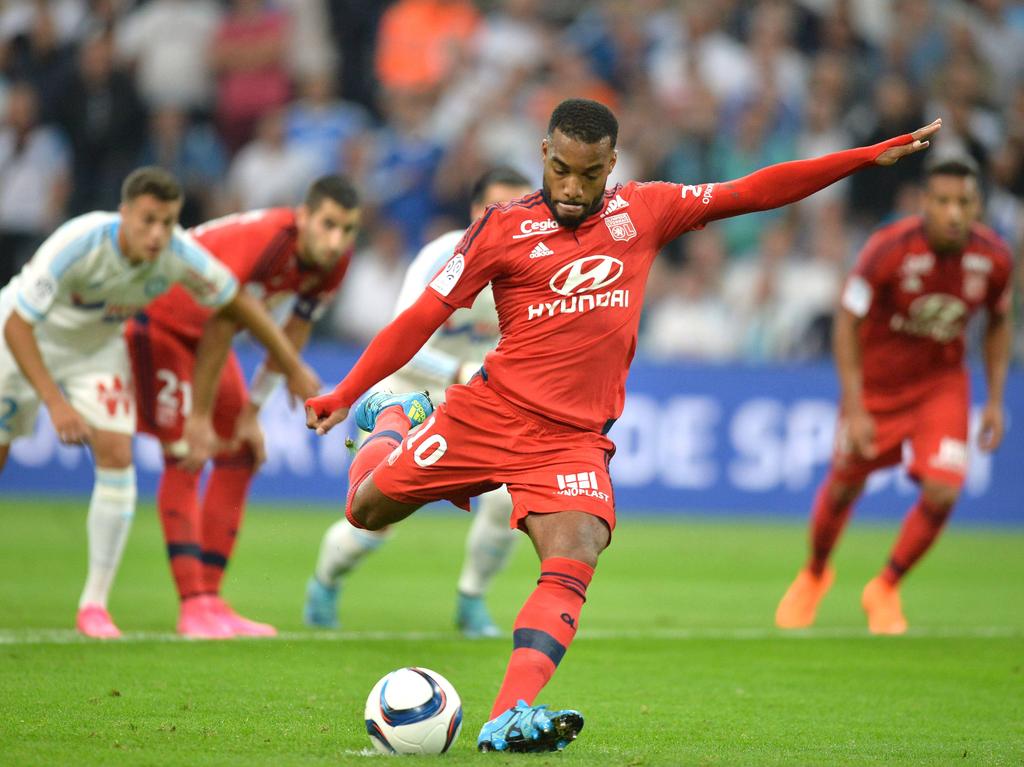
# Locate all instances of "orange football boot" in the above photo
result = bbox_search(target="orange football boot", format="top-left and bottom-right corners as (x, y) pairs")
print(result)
(775, 566), (835, 629)
(861, 576), (908, 635)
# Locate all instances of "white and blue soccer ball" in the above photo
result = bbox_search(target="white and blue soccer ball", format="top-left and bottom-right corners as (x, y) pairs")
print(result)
(364, 667), (463, 755)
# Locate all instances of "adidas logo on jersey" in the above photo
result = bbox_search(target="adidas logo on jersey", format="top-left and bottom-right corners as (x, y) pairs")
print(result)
(529, 241), (555, 259)
(602, 194), (629, 216)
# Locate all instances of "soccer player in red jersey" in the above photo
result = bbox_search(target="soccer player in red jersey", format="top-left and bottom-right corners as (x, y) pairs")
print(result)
(127, 175), (362, 639)
(305, 99), (937, 751)
(775, 156), (1013, 635)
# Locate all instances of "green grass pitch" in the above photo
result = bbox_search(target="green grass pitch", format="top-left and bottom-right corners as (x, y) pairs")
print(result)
(0, 497), (1021, 766)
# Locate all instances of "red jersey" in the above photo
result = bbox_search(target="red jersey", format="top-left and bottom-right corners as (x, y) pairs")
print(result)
(144, 208), (351, 339)
(428, 182), (724, 432)
(841, 216), (1012, 410)
(310, 133), (913, 430)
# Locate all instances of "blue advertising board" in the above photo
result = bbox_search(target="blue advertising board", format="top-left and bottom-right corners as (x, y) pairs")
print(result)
(5, 342), (1021, 524)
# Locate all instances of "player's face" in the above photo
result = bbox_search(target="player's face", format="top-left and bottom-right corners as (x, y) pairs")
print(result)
(118, 194), (183, 264)
(297, 199), (362, 269)
(541, 129), (617, 228)
(923, 173), (981, 253)
(470, 182), (534, 220)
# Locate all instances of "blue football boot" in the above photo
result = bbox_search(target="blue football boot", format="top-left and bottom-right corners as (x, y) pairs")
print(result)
(303, 577), (340, 629)
(477, 699), (584, 752)
(354, 391), (433, 433)
(455, 592), (501, 638)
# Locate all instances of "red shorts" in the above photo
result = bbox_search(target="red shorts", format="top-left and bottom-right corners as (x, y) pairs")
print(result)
(832, 372), (969, 488)
(125, 316), (247, 443)
(372, 376), (618, 533)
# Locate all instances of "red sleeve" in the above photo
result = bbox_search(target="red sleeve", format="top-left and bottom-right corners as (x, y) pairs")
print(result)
(426, 208), (502, 309)
(305, 290), (455, 415)
(987, 247), (1014, 316)
(641, 134), (914, 243)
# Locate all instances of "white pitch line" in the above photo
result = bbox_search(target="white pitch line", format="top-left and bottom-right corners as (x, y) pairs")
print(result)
(0, 626), (1020, 646)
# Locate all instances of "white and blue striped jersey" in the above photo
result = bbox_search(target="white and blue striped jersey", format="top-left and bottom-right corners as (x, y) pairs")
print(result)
(387, 229), (499, 398)
(0, 211), (238, 351)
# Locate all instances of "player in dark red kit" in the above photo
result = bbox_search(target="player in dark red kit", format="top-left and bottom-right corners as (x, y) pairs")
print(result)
(305, 99), (938, 751)
(127, 176), (361, 639)
(775, 157), (1012, 635)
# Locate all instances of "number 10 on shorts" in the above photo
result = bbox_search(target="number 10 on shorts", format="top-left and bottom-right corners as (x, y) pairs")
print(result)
(405, 415), (448, 468)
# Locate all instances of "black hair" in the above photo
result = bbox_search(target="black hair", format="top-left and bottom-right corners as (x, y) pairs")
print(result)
(470, 166), (532, 206)
(925, 155), (980, 180)
(547, 98), (618, 148)
(305, 174), (360, 211)
(121, 166), (183, 203)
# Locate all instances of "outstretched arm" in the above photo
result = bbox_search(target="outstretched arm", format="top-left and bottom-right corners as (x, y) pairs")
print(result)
(305, 290), (455, 435)
(702, 120), (940, 223)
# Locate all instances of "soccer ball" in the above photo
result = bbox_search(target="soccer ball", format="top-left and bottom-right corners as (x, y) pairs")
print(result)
(364, 667), (463, 754)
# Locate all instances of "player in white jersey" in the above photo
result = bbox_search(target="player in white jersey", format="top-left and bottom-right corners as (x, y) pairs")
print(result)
(304, 167), (533, 636)
(0, 167), (320, 638)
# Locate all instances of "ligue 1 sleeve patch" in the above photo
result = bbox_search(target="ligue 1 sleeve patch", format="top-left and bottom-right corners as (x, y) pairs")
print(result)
(429, 254), (465, 297)
(841, 275), (873, 317)
(26, 274), (57, 306)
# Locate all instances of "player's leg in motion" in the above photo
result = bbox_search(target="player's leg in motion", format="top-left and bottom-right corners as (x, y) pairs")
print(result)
(477, 510), (601, 752)
(76, 430), (136, 639)
(862, 479), (957, 635)
(344, 391), (435, 530)
(455, 488), (518, 637)
(304, 518), (390, 628)
(776, 471), (863, 629)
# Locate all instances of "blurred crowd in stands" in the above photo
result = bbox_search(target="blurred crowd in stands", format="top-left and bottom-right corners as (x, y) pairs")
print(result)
(0, 0), (1021, 361)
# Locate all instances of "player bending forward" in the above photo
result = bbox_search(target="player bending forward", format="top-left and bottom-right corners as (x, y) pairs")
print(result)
(775, 156), (1012, 635)
(306, 99), (938, 752)
(304, 167), (533, 637)
(0, 167), (316, 638)
(127, 176), (361, 639)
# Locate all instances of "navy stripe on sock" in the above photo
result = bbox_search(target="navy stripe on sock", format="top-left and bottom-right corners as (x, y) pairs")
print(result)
(513, 627), (566, 667)
(539, 571), (589, 593)
(167, 542), (202, 560)
(886, 558), (908, 578)
(361, 430), (403, 449)
(541, 577), (587, 600)
(200, 551), (228, 568)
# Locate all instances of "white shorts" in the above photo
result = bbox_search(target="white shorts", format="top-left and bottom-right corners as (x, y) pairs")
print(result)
(0, 334), (135, 445)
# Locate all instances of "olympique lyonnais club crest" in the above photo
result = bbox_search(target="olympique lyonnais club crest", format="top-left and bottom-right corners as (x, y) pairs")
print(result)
(604, 212), (637, 242)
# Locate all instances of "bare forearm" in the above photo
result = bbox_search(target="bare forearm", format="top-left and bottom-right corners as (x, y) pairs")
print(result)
(982, 312), (1011, 405)
(3, 313), (64, 407)
(220, 292), (302, 376)
(263, 316), (312, 373)
(833, 310), (865, 412)
(193, 314), (236, 417)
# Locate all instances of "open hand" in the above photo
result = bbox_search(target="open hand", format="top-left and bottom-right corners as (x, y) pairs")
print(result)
(874, 119), (941, 166)
(977, 401), (1004, 452)
(49, 399), (91, 445)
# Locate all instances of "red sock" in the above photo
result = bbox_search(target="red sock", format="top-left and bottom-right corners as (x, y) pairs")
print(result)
(158, 459), (204, 600)
(808, 472), (855, 576)
(882, 497), (951, 584)
(490, 557), (594, 718)
(199, 446), (256, 594)
(344, 406), (411, 529)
